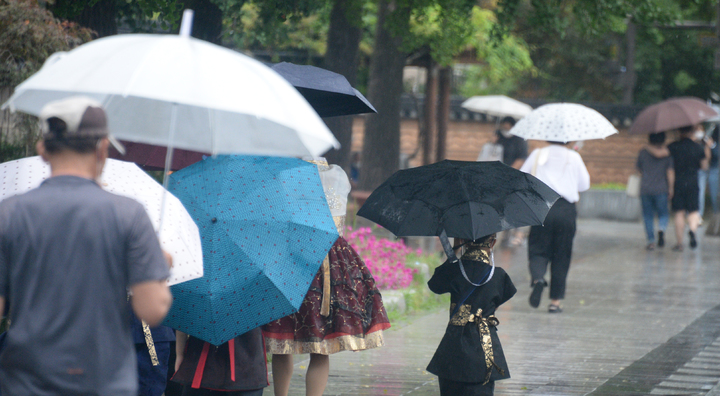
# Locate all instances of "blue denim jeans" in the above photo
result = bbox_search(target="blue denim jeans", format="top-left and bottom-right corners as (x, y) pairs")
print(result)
(641, 194), (669, 243)
(698, 166), (720, 215)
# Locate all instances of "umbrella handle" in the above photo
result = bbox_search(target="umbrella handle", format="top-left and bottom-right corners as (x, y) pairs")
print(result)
(157, 103), (178, 238)
(438, 230), (459, 263)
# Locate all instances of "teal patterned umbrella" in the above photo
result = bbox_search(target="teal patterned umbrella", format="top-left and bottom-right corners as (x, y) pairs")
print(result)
(163, 155), (338, 345)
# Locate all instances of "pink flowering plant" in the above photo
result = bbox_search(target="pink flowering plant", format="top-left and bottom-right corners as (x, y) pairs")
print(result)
(345, 227), (419, 290)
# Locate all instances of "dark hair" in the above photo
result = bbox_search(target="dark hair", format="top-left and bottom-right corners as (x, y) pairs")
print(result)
(463, 233), (497, 249)
(678, 125), (694, 135)
(42, 116), (100, 154)
(648, 132), (666, 145)
(500, 116), (516, 126)
(43, 137), (100, 154)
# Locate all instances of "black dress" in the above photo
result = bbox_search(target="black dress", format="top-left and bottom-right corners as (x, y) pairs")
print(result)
(426, 251), (516, 395)
(171, 328), (267, 395)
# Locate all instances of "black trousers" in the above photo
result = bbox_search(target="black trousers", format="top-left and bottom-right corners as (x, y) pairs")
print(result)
(439, 378), (494, 396)
(528, 198), (577, 300)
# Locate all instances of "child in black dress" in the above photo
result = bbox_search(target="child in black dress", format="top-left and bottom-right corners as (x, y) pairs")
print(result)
(426, 234), (516, 396)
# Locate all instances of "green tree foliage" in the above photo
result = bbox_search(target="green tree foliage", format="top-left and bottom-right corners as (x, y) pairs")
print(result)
(492, 0), (678, 40)
(458, 7), (534, 96)
(0, 0), (93, 162)
(490, 0), (719, 103)
(0, 0), (93, 87)
(404, 0), (475, 66)
(222, 1), (329, 60)
(49, 0), (184, 32)
(634, 27), (720, 104)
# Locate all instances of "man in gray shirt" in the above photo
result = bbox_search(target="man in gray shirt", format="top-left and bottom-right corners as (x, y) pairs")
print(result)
(0, 96), (173, 395)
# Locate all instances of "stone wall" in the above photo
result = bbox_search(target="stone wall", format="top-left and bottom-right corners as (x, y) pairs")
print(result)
(350, 117), (655, 185)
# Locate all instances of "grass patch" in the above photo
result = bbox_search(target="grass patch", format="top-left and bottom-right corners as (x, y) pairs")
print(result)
(590, 182), (626, 190)
(384, 251), (450, 329)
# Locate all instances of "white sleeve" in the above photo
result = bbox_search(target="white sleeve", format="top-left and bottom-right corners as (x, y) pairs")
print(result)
(574, 153), (591, 192)
(319, 165), (351, 216)
(519, 149), (538, 174)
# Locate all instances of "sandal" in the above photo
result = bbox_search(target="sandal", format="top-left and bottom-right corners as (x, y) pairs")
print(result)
(672, 244), (684, 252)
(548, 304), (563, 313)
(646, 243), (655, 251)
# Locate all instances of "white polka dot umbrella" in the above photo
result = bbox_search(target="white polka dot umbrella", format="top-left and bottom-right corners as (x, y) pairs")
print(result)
(509, 103), (618, 142)
(0, 156), (203, 286)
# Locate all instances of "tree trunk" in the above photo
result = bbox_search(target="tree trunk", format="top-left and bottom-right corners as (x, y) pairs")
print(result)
(182, 0), (222, 43)
(422, 61), (438, 165)
(622, 20), (636, 104)
(435, 66), (452, 161)
(359, 0), (407, 190)
(322, 0), (362, 169)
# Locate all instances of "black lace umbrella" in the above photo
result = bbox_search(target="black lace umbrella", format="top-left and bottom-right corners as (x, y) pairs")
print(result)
(357, 161), (560, 272)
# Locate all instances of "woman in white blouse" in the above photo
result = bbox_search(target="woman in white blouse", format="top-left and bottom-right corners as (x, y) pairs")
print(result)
(520, 142), (590, 313)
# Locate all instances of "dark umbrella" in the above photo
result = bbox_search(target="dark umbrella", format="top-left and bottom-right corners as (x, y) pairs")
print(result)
(109, 141), (207, 171)
(629, 97), (718, 134)
(357, 160), (560, 275)
(271, 62), (377, 118)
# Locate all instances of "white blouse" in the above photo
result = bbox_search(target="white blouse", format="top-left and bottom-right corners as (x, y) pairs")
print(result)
(520, 145), (590, 203)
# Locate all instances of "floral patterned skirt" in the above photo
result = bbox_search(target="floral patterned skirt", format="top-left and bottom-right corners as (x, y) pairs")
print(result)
(262, 237), (391, 355)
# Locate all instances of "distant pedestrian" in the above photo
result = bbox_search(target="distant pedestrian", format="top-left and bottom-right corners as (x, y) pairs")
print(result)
(520, 142), (590, 313)
(668, 125), (711, 250)
(697, 125), (719, 217)
(350, 151), (361, 186)
(494, 117), (528, 169)
(427, 234), (517, 396)
(0, 96), (172, 395)
(482, 117), (529, 247)
(636, 132), (675, 250)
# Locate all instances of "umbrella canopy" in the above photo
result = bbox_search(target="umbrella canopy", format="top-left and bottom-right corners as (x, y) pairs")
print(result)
(109, 141), (206, 171)
(461, 95), (533, 119)
(2, 34), (339, 158)
(357, 160), (560, 240)
(628, 97), (719, 134)
(509, 103), (618, 142)
(0, 157), (203, 286)
(271, 62), (376, 118)
(164, 155), (339, 345)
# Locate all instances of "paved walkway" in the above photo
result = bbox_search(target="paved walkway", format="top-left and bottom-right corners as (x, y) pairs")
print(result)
(263, 219), (720, 396)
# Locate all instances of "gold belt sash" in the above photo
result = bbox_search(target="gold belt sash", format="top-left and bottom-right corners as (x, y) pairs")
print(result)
(320, 215), (346, 317)
(449, 304), (504, 384)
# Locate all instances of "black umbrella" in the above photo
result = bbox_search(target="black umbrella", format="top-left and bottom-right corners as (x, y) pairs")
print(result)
(271, 62), (377, 118)
(357, 160), (560, 280)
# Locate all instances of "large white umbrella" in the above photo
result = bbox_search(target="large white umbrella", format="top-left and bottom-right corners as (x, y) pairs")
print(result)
(0, 157), (203, 286)
(461, 95), (533, 119)
(509, 103), (618, 142)
(1, 29), (339, 158)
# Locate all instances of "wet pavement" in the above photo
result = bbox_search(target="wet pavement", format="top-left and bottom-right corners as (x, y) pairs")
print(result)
(263, 219), (720, 395)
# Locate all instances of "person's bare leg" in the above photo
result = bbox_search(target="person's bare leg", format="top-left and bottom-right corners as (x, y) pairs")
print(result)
(306, 353), (330, 396)
(688, 211), (701, 232)
(271, 354), (293, 396)
(674, 211), (686, 246)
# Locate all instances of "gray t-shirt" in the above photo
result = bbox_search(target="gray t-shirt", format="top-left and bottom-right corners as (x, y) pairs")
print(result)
(636, 149), (674, 196)
(0, 176), (170, 396)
